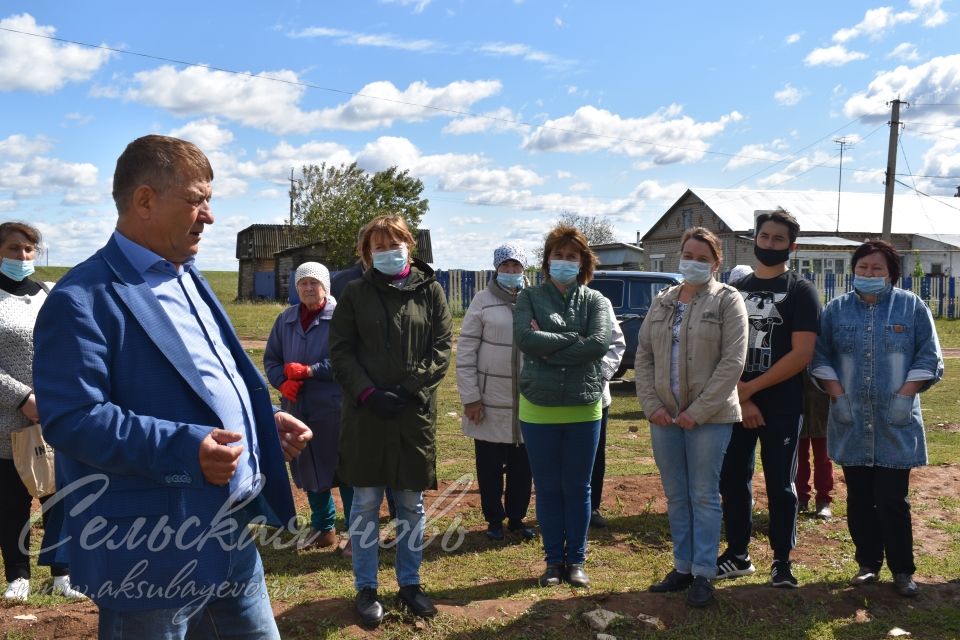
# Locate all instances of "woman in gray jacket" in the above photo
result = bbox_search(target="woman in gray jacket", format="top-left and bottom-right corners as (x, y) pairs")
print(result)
(457, 244), (535, 541)
(636, 227), (748, 608)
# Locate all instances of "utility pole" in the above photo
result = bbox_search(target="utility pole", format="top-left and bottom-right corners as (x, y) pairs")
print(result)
(288, 168), (295, 227)
(881, 98), (907, 242)
(833, 136), (851, 234)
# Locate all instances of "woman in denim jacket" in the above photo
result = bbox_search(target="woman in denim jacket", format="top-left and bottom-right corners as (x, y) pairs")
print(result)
(635, 227), (748, 608)
(812, 240), (943, 597)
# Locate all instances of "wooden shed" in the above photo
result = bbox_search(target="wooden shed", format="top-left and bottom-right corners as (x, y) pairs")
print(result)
(235, 224), (310, 300)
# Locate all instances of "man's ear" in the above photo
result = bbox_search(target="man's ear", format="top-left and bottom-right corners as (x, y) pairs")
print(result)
(129, 185), (156, 220)
(789, 242), (798, 253)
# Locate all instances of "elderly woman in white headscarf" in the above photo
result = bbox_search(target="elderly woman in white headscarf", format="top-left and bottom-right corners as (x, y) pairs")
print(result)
(456, 243), (536, 541)
(265, 262), (349, 549)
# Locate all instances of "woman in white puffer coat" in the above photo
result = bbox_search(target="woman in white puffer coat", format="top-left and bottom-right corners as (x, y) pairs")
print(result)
(456, 244), (535, 541)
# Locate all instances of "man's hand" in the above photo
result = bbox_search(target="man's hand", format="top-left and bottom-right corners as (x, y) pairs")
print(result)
(199, 429), (244, 485)
(284, 362), (312, 380)
(648, 407), (673, 427)
(464, 401), (484, 424)
(20, 393), (39, 423)
(279, 379), (303, 402)
(676, 411), (698, 430)
(275, 411), (312, 461)
(740, 399), (765, 429)
(736, 380), (754, 402)
(821, 379), (845, 398)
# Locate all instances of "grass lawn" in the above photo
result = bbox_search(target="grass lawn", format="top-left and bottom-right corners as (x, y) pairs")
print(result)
(6, 270), (960, 638)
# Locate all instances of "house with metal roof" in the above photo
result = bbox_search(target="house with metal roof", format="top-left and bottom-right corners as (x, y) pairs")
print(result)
(642, 188), (960, 276)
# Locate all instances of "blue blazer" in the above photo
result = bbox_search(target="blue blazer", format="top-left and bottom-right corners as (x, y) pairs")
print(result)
(32, 237), (295, 611)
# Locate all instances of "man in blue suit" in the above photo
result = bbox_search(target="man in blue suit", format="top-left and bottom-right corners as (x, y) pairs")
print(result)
(33, 135), (312, 639)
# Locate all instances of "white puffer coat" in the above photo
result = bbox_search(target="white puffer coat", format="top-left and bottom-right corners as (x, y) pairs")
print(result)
(456, 280), (523, 444)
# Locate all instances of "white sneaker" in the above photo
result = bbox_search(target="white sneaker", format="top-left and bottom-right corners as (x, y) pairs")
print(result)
(52, 575), (88, 600)
(4, 578), (29, 602)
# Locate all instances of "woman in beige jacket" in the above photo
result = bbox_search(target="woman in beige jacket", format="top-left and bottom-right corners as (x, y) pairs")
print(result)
(456, 244), (535, 541)
(635, 227), (748, 608)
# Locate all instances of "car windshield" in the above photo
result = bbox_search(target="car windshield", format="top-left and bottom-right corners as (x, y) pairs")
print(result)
(589, 279), (624, 307)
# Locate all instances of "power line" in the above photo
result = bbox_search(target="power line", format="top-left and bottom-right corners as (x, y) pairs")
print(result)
(893, 179), (960, 213)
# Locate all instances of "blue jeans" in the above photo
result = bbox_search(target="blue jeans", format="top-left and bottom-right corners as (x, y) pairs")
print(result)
(651, 422), (732, 579)
(521, 419), (601, 565)
(97, 537), (279, 639)
(349, 487), (424, 590)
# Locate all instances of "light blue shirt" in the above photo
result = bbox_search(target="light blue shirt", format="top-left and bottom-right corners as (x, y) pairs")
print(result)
(112, 230), (261, 497)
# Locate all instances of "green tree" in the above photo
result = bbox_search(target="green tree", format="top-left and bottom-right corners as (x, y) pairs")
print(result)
(290, 162), (428, 269)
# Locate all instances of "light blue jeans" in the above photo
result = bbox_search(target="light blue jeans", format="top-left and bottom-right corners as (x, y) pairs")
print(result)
(521, 419), (601, 565)
(349, 487), (425, 591)
(650, 422), (732, 579)
(96, 535), (279, 639)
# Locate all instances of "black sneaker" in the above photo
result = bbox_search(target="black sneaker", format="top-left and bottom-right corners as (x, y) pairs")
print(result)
(397, 584), (438, 618)
(589, 509), (608, 528)
(649, 569), (694, 593)
(893, 573), (919, 597)
(850, 566), (878, 586)
(716, 550), (755, 579)
(770, 560), (798, 588)
(686, 576), (714, 607)
(355, 588), (384, 628)
(508, 523), (537, 540)
(485, 524), (504, 541)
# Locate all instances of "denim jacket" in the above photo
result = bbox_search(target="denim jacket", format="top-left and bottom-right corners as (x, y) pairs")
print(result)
(812, 287), (943, 469)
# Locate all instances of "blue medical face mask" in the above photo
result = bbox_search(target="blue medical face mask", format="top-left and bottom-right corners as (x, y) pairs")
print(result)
(678, 259), (714, 285)
(549, 259), (580, 285)
(0, 258), (34, 282)
(853, 275), (890, 296)
(497, 272), (524, 290)
(372, 246), (408, 276)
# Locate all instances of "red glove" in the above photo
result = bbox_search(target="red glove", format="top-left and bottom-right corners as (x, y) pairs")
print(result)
(279, 379), (303, 402)
(284, 362), (312, 380)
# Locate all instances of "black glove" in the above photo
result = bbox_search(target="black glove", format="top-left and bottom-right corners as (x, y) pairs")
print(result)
(365, 389), (408, 418)
(391, 385), (419, 405)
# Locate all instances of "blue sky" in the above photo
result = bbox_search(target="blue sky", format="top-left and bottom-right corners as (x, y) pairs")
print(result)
(2, 1), (959, 270)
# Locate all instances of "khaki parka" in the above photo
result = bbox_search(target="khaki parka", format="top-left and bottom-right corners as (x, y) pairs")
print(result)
(329, 258), (453, 490)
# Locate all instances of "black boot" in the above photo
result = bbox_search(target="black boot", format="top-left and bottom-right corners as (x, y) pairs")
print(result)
(397, 584), (438, 618)
(565, 563), (590, 588)
(355, 588), (384, 628)
(538, 563), (564, 587)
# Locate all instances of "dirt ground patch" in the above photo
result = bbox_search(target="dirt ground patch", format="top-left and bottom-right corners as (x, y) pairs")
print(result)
(4, 465), (959, 638)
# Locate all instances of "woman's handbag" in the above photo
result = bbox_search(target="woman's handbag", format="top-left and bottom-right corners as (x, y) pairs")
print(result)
(11, 423), (56, 498)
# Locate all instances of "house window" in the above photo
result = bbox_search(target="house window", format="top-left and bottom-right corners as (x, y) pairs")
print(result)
(931, 263), (943, 275)
(652, 258), (664, 271)
(682, 209), (692, 229)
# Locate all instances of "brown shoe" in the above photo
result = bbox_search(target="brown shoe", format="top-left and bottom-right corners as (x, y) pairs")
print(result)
(316, 528), (338, 548)
(339, 537), (353, 558)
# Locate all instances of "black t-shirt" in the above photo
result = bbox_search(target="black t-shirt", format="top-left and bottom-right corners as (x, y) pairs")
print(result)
(733, 271), (821, 416)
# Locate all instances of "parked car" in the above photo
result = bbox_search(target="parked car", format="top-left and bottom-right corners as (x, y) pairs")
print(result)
(588, 270), (683, 378)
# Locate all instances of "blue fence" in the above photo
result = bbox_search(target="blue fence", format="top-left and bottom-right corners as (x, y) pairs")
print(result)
(437, 269), (960, 319)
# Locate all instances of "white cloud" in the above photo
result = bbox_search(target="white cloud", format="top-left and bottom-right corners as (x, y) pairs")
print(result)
(887, 42), (920, 61)
(554, 16), (565, 28)
(757, 150), (838, 187)
(918, 139), (960, 194)
(34, 213), (117, 265)
(569, 182), (592, 192)
(522, 104), (742, 165)
(379, 0), (432, 13)
(556, 170), (573, 179)
(478, 42), (575, 70)
(0, 134), (53, 158)
(442, 107), (529, 135)
(437, 166), (545, 192)
(774, 83), (804, 106)
(449, 216), (484, 225)
(125, 66), (501, 133)
(804, 45), (868, 67)
(723, 139), (790, 172)
(64, 112), (94, 126)
(168, 118), (235, 151)
(785, 32), (803, 44)
(0, 156), (98, 199)
(850, 167), (886, 184)
(832, 7), (917, 43)
(236, 140), (354, 184)
(910, 0), (949, 27)
(844, 54), (960, 122)
(0, 200), (15, 212)
(356, 136), (482, 177)
(0, 13), (112, 93)
(288, 26), (439, 52)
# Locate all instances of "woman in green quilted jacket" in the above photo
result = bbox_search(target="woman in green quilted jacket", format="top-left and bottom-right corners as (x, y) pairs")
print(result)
(514, 224), (611, 589)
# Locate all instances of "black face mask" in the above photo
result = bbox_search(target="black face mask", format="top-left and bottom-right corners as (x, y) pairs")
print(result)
(754, 244), (791, 267)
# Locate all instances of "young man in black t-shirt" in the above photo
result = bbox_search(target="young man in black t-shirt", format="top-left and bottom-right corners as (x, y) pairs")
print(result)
(716, 209), (821, 588)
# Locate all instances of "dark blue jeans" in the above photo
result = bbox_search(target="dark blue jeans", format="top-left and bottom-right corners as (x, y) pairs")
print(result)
(521, 419), (601, 565)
